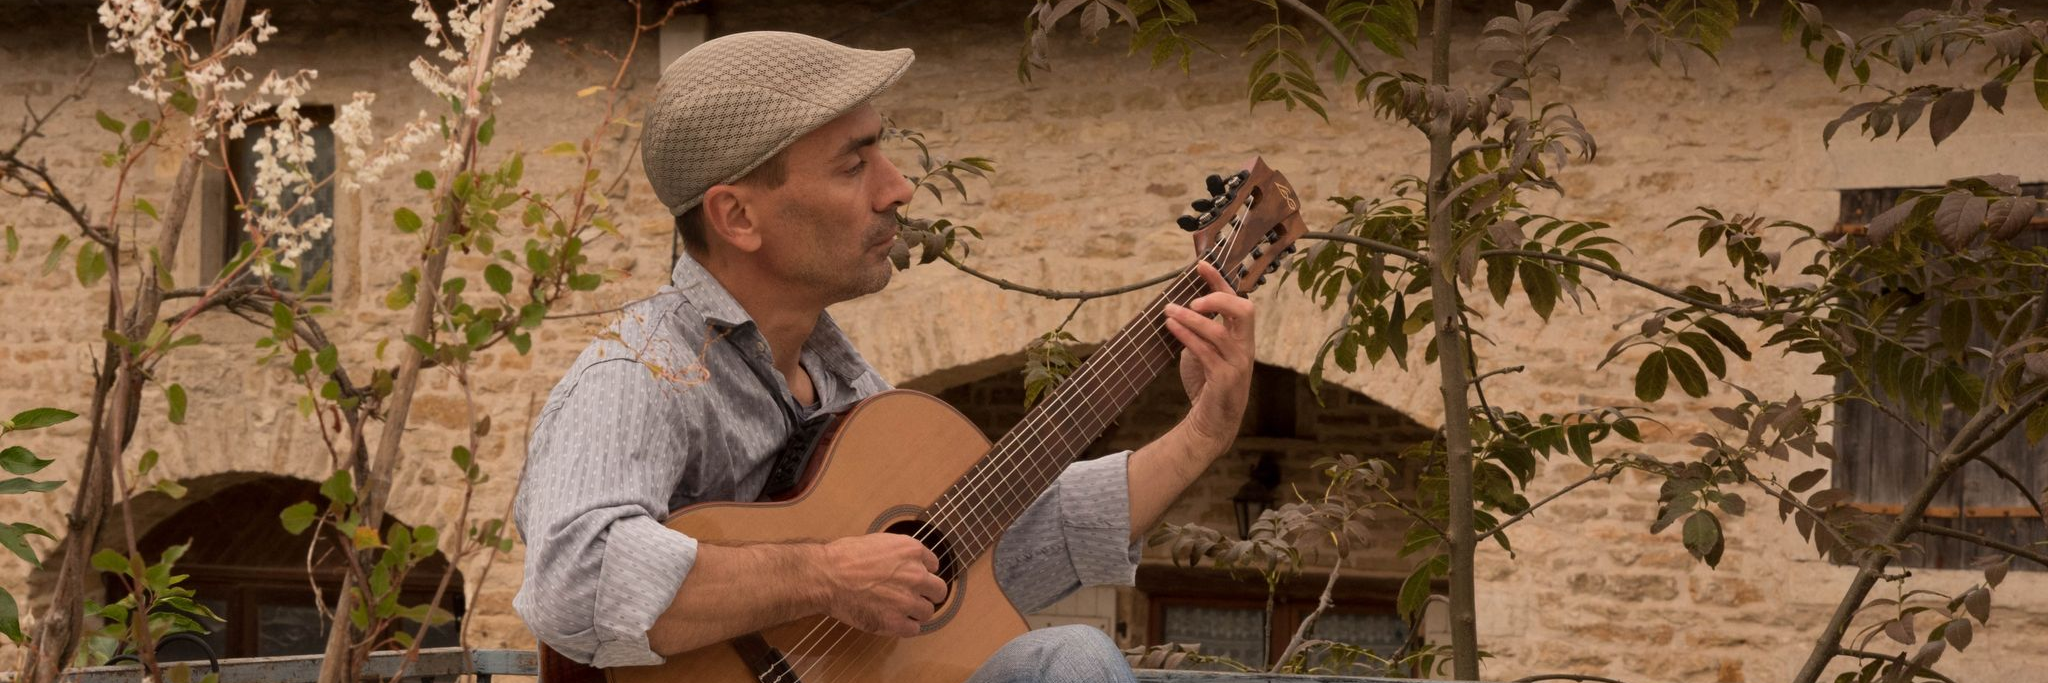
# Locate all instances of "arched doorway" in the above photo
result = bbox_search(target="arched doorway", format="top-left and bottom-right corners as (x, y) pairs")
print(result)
(110, 475), (464, 660)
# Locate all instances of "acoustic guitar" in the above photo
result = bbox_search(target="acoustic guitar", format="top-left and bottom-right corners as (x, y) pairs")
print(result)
(540, 158), (1307, 683)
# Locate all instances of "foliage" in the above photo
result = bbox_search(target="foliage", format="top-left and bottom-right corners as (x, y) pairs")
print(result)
(1014, 1), (2048, 682)
(0, 408), (76, 645)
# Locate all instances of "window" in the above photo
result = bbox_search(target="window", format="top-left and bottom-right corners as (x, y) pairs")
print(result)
(1831, 184), (2048, 571)
(220, 105), (336, 287)
(115, 477), (462, 662)
(1142, 566), (1409, 672)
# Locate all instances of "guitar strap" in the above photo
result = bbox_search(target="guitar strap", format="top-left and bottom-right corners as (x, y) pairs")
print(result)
(734, 350), (839, 503)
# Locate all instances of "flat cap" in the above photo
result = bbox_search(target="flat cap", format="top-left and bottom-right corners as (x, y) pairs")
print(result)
(642, 31), (915, 215)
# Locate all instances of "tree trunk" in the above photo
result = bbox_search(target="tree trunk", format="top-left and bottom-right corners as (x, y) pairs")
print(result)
(314, 4), (510, 682)
(1423, 0), (1481, 679)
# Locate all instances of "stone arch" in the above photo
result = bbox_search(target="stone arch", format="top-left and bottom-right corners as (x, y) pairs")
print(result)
(31, 472), (464, 661)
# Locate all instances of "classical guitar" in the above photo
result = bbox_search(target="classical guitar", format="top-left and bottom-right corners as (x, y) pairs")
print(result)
(540, 157), (1307, 683)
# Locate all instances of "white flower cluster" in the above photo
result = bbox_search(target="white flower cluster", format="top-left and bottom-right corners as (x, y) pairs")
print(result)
(242, 72), (333, 274)
(96, 0), (277, 107)
(332, 93), (439, 192)
(400, 0), (554, 168)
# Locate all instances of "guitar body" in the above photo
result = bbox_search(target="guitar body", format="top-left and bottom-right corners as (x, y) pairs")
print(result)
(604, 390), (1028, 683)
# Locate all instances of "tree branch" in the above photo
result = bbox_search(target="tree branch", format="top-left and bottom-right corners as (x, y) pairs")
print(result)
(1480, 248), (1771, 319)
(1478, 462), (1621, 542)
(1302, 231), (1424, 261)
(1912, 523), (2048, 567)
(939, 251), (1179, 300)
(1836, 648), (1960, 683)
(1515, 675), (1631, 683)
(1967, 456), (2047, 521)
(1275, 0), (1374, 83)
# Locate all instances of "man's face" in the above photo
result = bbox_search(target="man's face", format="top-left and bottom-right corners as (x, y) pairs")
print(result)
(749, 104), (914, 305)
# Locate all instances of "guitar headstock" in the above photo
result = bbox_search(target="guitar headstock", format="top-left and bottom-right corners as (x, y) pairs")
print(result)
(1174, 157), (1308, 295)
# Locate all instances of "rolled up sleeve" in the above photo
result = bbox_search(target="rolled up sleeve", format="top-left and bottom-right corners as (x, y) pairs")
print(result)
(990, 451), (1144, 614)
(514, 359), (698, 668)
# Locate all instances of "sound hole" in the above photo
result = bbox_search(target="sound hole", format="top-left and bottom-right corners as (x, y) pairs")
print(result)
(883, 518), (960, 586)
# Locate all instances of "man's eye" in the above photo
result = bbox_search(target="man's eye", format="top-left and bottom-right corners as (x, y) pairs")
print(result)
(846, 161), (867, 175)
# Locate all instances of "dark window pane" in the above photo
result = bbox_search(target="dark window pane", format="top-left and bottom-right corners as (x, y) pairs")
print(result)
(1306, 611), (1406, 659)
(157, 597), (229, 664)
(256, 599), (329, 656)
(1159, 604), (1267, 670)
(224, 107), (336, 288)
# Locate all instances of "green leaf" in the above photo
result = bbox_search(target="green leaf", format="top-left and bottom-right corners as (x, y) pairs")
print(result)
(166, 384), (187, 425)
(1682, 511), (1725, 567)
(1666, 348), (1710, 398)
(41, 234), (71, 276)
(1676, 331), (1727, 378)
(476, 116), (496, 146)
(0, 524), (45, 567)
(415, 171), (436, 191)
(519, 302), (546, 329)
(316, 344), (339, 374)
(75, 242), (108, 287)
(1693, 316), (1751, 360)
(153, 480), (187, 499)
(279, 501), (319, 535)
(0, 447), (51, 475)
(1397, 554), (1446, 619)
(129, 120), (152, 144)
(3, 225), (17, 260)
(320, 469), (356, 507)
(0, 587), (21, 644)
(90, 548), (130, 575)
(95, 110), (125, 135)
(6, 408), (77, 431)
(138, 449), (159, 477)
(394, 207), (424, 233)
(485, 264), (514, 296)
(2024, 404), (2048, 445)
(567, 273), (602, 291)
(1635, 349), (1670, 402)
(2034, 57), (2048, 112)
(133, 197), (158, 221)
(168, 90), (198, 115)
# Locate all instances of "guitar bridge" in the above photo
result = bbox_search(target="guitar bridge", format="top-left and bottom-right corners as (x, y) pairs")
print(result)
(732, 633), (801, 682)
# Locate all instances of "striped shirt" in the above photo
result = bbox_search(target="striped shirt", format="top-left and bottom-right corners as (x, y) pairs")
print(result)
(512, 253), (1140, 667)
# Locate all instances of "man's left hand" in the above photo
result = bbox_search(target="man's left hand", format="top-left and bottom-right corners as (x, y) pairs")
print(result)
(1162, 261), (1256, 456)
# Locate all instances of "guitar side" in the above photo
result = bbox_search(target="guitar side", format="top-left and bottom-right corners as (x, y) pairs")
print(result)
(603, 390), (1030, 683)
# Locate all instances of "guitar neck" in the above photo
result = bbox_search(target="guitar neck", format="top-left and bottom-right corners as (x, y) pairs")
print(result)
(935, 267), (1210, 562)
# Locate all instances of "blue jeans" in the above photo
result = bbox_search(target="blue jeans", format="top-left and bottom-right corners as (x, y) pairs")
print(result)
(967, 626), (1137, 683)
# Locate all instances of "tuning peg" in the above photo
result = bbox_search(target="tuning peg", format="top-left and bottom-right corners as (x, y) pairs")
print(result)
(1251, 245), (1265, 259)
(1255, 274), (1269, 287)
(1281, 244), (1297, 256)
(1206, 174), (1226, 196)
(1265, 261), (1282, 275)
(1235, 264), (1250, 279)
(1176, 215), (1201, 232)
(1191, 198), (1214, 212)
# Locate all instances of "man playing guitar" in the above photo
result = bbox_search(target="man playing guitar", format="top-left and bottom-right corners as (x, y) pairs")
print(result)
(514, 31), (1258, 682)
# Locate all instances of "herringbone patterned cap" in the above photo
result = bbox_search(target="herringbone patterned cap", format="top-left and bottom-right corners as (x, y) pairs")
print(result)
(643, 31), (914, 215)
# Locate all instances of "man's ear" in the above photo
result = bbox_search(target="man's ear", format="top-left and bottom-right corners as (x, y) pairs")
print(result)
(700, 184), (764, 253)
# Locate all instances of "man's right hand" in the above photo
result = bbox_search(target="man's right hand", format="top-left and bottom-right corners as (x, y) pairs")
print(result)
(814, 533), (948, 638)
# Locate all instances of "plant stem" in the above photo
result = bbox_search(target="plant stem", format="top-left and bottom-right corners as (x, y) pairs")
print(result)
(1271, 551), (1346, 670)
(1420, 0), (1481, 677)
(940, 252), (1179, 300)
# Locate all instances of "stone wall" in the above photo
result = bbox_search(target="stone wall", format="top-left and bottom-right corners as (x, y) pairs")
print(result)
(3, 0), (2046, 681)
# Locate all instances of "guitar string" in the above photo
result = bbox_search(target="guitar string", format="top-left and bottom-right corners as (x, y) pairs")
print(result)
(766, 191), (1266, 682)
(769, 194), (1268, 683)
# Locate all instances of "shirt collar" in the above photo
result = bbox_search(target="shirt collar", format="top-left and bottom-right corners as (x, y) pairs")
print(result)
(668, 253), (872, 383)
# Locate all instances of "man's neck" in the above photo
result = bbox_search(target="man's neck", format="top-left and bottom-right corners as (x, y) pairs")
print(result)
(691, 248), (821, 380)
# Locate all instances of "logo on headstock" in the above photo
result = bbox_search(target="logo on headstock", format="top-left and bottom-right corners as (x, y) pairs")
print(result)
(1277, 181), (1298, 211)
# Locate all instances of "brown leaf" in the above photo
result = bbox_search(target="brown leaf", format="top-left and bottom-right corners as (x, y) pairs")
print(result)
(2024, 352), (2048, 381)
(1964, 587), (1991, 624)
(1944, 617), (1973, 650)
(1933, 191), (1986, 249)
(1788, 468), (1827, 493)
(1986, 559), (2010, 588)
(1078, 1), (1110, 39)
(1985, 197), (2036, 241)
(1928, 88), (1974, 146)
(1865, 197), (1917, 241)
(1885, 614), (1916, 644)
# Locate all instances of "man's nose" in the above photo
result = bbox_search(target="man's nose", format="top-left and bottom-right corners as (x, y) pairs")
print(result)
(875, 154), (914, 211)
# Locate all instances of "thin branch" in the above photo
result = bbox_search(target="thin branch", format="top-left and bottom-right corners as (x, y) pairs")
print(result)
(1472, 364), (1526, 384)
(1749, 476), (1859, 553)
(1478, 462), (1620, 542)
(1836, 648), (1960, 683)
(1515, 675), (1630, 683)
(1912, 523), (2048, 567)
(1968, 456), (2047, 520)
(1302, 231), (1424, 261)
(1275, 0), (1374, 83)
(939, 252), (1179, 300)
(1480, 0), (1588, 102)
(1479, 248), (1771, 319)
